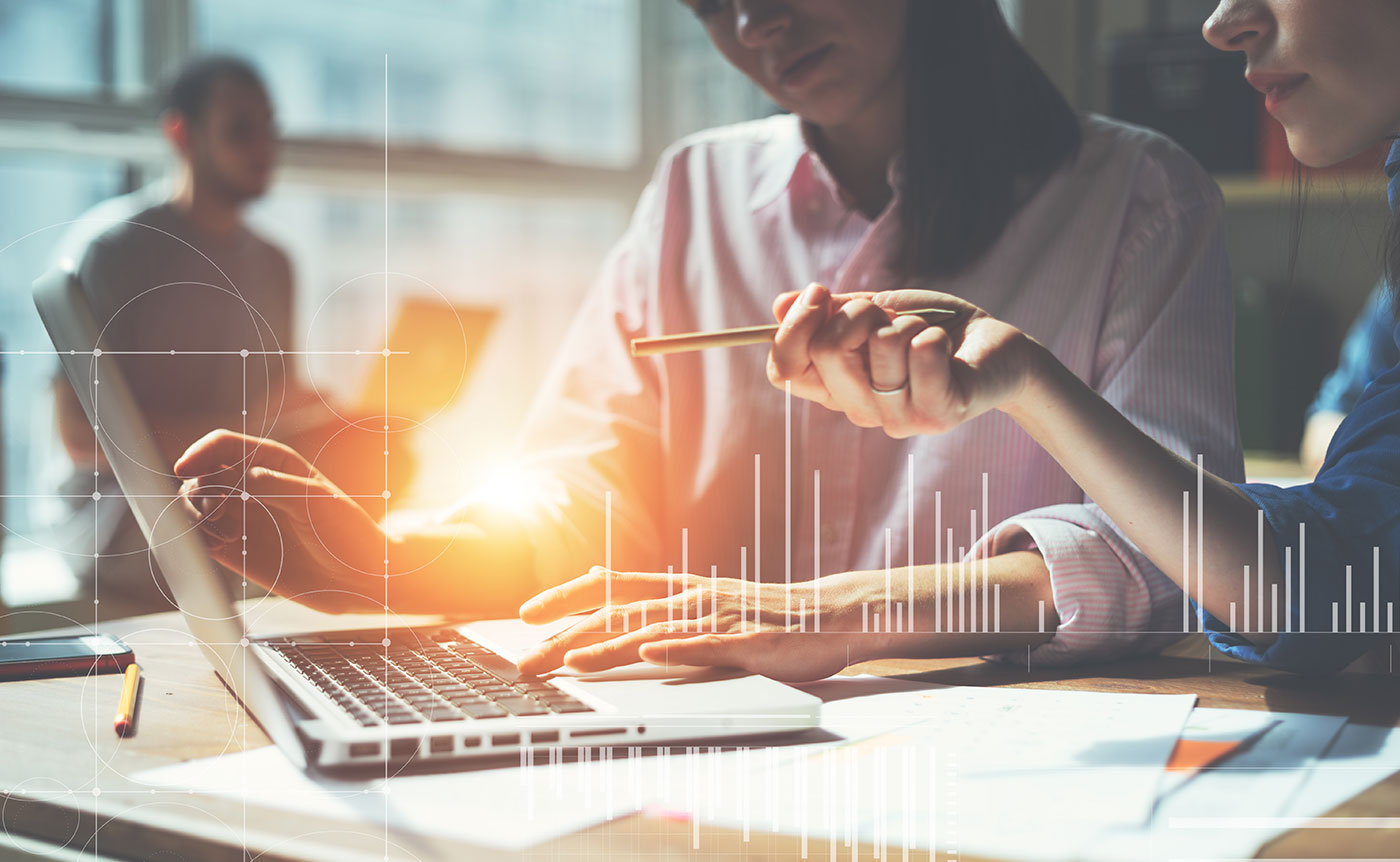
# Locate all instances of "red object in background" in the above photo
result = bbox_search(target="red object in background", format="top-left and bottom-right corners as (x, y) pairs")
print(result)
(1258, 96), (1389, 177)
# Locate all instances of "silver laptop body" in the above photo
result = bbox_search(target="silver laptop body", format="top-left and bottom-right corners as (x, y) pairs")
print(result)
(33, 265), (820, 771)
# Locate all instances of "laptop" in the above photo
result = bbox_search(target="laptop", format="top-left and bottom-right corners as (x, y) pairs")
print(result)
(33, 264), (820, 772)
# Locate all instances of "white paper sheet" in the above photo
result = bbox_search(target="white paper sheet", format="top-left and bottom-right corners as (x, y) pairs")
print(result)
(651, 683), (1198, 861)
(1082, 708), (1347, 862)
(1281, 721), (1400, 820)
(137, 679), (1388, 862)
(135, 744), (649, 852)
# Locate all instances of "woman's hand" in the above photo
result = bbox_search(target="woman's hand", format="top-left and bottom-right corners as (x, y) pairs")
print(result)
(769, 286), (1041, 439)
(174, 429), (391, 613)
(515, 567), (890, 682)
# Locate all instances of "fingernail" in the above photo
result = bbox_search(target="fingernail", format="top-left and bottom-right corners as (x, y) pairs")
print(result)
(802, 283), (826, 308)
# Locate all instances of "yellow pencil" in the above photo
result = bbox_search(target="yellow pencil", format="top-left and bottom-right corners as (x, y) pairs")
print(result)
(113, 663), (140, 737)
(630, 307), (961, 357)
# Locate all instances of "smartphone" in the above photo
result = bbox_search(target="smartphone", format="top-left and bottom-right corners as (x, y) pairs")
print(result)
(0, 633), (134, 681)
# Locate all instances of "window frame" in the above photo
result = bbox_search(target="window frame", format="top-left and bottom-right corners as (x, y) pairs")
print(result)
(0, 0), (670, 209)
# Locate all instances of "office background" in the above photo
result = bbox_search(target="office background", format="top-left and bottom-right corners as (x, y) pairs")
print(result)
(0, 0), (1389, 625)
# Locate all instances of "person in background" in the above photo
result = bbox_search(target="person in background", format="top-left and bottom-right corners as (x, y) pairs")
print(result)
(179, 0), (1241, 681)
(56, 56), (402, 616)
(1300, 280), (1397, 475)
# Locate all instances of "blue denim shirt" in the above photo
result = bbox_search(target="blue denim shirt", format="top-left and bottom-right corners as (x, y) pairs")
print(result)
(1202, 315), (1400, 671)
(1307, 281), (1398, 418)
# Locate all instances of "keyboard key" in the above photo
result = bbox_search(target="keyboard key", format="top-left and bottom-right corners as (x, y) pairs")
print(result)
(496, 696), (550, 716)
(456, 701), (508, 719)
(420, 705), (464, 722)
(468, 652), (523, 682)
(551, 701), (595, 713)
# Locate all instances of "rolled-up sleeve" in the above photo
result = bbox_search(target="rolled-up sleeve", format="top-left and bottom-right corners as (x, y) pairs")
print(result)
(977, 505), (1187, 664)
(987, 145), (1245, 666)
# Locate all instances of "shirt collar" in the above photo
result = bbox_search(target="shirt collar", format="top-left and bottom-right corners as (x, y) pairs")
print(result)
(747, 114), (903, 215)
(746, 114), (809, 211)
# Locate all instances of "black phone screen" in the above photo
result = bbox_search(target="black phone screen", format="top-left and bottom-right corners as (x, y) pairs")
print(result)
(0, 634), (131, 667)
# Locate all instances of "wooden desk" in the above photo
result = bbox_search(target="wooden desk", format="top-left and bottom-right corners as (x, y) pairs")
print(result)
(3, 603), (1398, 861)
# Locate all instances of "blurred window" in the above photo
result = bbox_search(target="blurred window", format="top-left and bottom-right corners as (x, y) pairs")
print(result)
(0, 0), (146, 100)
(0, 153), (125, 609)
(248, 183), (626, 506)
(194, 0), (640, 167)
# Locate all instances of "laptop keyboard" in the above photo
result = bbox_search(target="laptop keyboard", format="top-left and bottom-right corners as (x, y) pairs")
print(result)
(268, 628), (594, 727)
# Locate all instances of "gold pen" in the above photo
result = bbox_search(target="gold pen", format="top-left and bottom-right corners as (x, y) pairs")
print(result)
(630, 307), (960, 357)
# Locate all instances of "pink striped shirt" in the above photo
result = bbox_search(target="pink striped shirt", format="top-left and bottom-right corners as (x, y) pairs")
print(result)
(496, 113), (1243, 665)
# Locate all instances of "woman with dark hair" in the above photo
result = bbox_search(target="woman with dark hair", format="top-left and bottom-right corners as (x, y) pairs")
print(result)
(686, 0), (1400, 676)
(180, 1), (1240, 680)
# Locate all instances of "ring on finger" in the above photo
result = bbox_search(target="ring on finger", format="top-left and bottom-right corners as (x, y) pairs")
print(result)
(870, 378), (910, 396)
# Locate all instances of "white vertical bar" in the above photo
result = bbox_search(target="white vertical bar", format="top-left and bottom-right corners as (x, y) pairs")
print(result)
(738, 546), (746, 632)
(1389, 603), (1395, 634)
(958, 547), (966, 633)
(1333, 602), (1339, 633)
(994, 583), (1001, 632)
(968, 511), (978, 631)
(813, 470), (821, 633)
(885, 528), (893, 633)
(947, 529), (955, 632)
(863, 602), (869, 633)
(754, 453), (761, 620)
(1256, 510), (1264, 632)
(1038, 600), (1045, 633)
(1359, 602), (1367, 634)
(1374, 546), (1382, 634)
(896, 602), (903, 634)
(907, 455), (915, 634)
(668, 566), (678, 629)
(1196, 455), (1205, 632)
(935, 491), (942, 567)
(1242, 565), (1250, 632)
(1285, 546), (1292, 633)
(935, 491), (942, 633)
(1229, 603), (1236, 633)
(1346, 565), (1354, 632)
(1271, 583), (1279, 633)
(982, 472), (990, 634)
(928, 749), (936, 852)
(799, 598), (807, 633)
(784, 384), (791, 617)
(710, 564), (718, 632)
(1299, 523), (1307, 632)
(1182, 491), (1190, 632)
(604, 491), (613, 630)
(873, 612), (880, 632)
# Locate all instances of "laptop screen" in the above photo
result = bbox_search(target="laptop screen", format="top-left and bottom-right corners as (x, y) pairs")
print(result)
(33, 264), (305, 767)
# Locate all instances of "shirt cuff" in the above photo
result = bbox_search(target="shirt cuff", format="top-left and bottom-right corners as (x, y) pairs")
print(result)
(976, 512), (1182, 667)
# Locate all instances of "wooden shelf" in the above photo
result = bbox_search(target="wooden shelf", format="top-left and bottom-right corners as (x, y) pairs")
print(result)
(1215, 173), (1386, 206)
